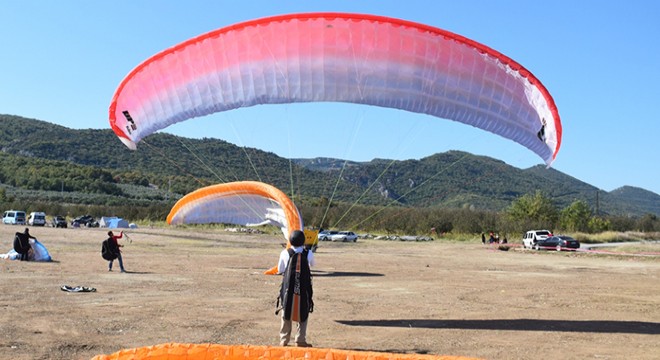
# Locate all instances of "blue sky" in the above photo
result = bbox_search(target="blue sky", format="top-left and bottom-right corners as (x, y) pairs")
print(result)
(1, 1), (659, 195)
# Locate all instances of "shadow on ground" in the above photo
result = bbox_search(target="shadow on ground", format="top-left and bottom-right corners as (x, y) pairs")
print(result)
(312, 271), (384, 277)
(336, 319), (660, 335)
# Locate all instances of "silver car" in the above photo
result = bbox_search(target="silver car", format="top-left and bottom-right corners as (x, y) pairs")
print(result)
(318, 230), (338, 241)
(329, 231), (358, 242)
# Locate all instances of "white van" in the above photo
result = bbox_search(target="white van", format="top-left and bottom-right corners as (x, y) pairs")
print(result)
(28, 212), (47, 226)
(3, 210), (27, 225)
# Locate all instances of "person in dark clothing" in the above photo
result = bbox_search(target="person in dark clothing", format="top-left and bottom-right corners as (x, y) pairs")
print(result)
(277, 230), (315, 347)
(14, 228), (36, 261)
(107, 231), (126, 272)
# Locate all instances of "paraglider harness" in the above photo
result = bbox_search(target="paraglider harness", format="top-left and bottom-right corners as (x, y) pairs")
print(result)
(13, 232), (31, 260)
(276, 248), (313, 322)
(101, 236), (120, 261)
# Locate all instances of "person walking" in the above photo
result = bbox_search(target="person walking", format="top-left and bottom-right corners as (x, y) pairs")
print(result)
(106, 231), (126, 273)
(277, 230), (315, 347)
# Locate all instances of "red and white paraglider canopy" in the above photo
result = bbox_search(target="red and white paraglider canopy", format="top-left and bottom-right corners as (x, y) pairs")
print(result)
(110, 13), (561, 165)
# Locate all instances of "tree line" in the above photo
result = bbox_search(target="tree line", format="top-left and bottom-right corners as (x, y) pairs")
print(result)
(0, 154), (657, 236)
(302, 191), (659, 237)
(8, 185), (657, 239)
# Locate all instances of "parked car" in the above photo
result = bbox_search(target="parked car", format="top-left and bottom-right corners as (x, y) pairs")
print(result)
(3, 210), (26, 225)
(28, 212), (47, 226)
(533, 235), (580, 251)
(51, 216), (68, 228)
(318, 230), (338, 241)
(329, 231), (358, 242)
(522, 229), (552, 249)
(71, 215), (99, 228)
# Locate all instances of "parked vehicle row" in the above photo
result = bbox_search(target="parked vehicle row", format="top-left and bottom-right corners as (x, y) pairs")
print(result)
(521, 229), (580, 251)
(522, 229), (552, 249)
(3, 210), (71, 228)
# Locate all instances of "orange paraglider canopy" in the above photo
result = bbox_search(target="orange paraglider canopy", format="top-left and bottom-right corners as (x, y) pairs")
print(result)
(91, 343), (482, 360)
(167, 181), (303, 242)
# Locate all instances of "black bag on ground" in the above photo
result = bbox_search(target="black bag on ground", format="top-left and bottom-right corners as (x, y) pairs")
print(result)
(101, 238), (119, 261)
(13, 232), (30, 255)
(276, 248), (313, 322)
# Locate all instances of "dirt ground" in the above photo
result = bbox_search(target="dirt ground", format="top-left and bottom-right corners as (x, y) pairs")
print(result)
(0, 225), (658, 360)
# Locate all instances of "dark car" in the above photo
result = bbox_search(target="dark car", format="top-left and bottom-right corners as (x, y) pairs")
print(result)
(534, 235), (580, 251)
(71, 215), (98, 228)
(51, 216), (67, 228)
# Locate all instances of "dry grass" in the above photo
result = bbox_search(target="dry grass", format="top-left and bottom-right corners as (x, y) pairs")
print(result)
(1, 225), (658, 360)
(573, 231), (660, 243)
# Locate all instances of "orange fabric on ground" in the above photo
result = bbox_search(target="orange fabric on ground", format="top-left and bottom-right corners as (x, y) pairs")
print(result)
(91, 343), (482, 360)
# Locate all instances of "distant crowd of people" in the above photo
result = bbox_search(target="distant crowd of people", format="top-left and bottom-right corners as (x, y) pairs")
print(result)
(481, 231), (507, 245)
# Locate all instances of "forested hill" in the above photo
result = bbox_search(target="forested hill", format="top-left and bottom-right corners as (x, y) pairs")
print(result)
(294, 155), (660, 216)
(1, 114), (658, 216)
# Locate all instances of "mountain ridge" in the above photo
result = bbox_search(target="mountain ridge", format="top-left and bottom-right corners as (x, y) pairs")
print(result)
(1, 114), (658, 216)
